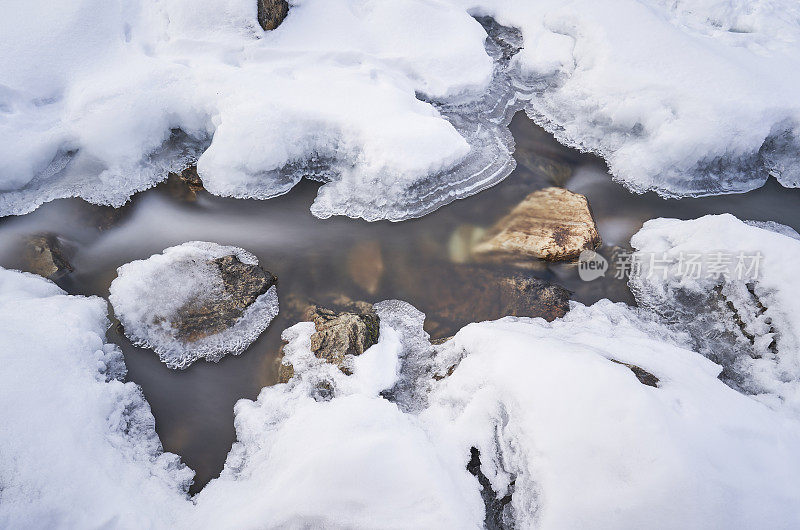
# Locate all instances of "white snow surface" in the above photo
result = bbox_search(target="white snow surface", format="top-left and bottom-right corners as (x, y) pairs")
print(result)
(631, 214), (800, 414)
(3, 0), (800, 219)
(4, 266), (800, 527)
(0, 268), (192, 528)
(108, 241), (278, 369)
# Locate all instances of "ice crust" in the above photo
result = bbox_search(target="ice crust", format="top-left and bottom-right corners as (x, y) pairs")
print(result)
(3, 0), (800, 220)
(630, 214), (800, 415)
(0, 268), (193, 528)
(108, 241), (278, 369)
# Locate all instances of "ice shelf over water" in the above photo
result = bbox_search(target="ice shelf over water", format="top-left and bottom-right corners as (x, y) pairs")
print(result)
(4, 214), (800, 527)
(2, 0), (800, 220)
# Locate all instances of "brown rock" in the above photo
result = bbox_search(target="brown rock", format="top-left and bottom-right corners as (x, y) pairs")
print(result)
(277, 299), (380, 381)
(610, 360), (659, 387)
(22, 234), (73, 280)
(164, 166), (204, 201)
(347, 240), (384, 295)
(473, 187), (601, 262)
(257, 0), (288, 30)
(174, 255), (277, 342)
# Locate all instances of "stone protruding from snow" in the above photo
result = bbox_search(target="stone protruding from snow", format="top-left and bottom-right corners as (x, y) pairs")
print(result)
(279, 300), (380, 382)
(257, 0), (288, 31)
(22, 234), (73, 280)
(473, 187), (601, 262)
(109, 242), (278, 369)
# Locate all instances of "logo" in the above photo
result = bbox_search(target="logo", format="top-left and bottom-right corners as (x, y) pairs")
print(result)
(578, 250), (608, 281)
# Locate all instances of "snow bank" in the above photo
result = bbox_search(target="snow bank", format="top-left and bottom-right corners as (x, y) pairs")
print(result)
(192, 299), (800, 528)
(630, 214), (800, 414)
(0, 268), (192, 528)
(4, 0), (799, 220)
(109, 241), (278, 369)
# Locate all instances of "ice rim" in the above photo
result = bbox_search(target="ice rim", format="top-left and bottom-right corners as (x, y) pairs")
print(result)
(109, 241), (279, 370)
(2, 13), (798, 221)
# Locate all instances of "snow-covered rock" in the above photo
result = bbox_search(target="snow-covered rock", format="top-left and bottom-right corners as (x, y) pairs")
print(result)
(109, 241), (278, 369)
(0, 268), (192, 528)
(630, 214), (800, 415)
(3, 0), (800, 220)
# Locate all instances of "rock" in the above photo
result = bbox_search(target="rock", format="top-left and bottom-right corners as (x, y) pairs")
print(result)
(473, 187), (601, 262)
(257, 0), (288, 30)
(346, 240), (384, 295)
(175, 255), (277, 342)
(164, 166), (203, 201)
(278, 299), (380, 380)
(305, 301), (380, 373)
(610, 360), (659, 387)
(22, 234), (73, 280)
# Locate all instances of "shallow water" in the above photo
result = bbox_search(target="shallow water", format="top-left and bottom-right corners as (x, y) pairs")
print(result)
(1, 113), (799, 491)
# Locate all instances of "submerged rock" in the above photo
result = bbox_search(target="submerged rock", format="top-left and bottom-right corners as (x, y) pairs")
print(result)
(22, 234), (73, 280)
(279, 299), (380, 382)
(109, 242), (279, 369)
(257, 0), (288, 31)
(346, 240), (384, 295)
(473, 187), (601, 262)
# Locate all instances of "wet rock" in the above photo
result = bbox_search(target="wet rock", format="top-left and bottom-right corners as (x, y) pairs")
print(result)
(174, 255), (277, 343)
(347, 240), (384, 295)
(22, 234), (74, 280)
(257, 0), (288, 31)
(164, 166), (203, 201)
(473, 187), (601, 262)
(610, 360), (659, 387)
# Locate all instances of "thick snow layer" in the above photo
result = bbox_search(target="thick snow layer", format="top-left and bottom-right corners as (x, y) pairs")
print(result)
(3, 0), (799, 220)
(5, 265), (800, 526)
(109, 241), (278, 369)
(192, 299), (800, 528)
(0, 268), (192, 528)
(630, 214), (800, 414)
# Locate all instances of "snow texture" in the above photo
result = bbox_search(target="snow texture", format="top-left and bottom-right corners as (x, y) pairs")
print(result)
(109, 241), (278, 369)
(0, 268), (192, 528)
(3, 0), (800, 220)
(4, 262), (800, 527)
(631, 214), (800, 415)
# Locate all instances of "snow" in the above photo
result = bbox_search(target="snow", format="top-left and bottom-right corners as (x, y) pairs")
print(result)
(5, 260), (800, 526)
(3, 0), (799, 220)
(630, 214), (800, 414)
(0, 267), (192, 528)
(109, 241), (278, 369)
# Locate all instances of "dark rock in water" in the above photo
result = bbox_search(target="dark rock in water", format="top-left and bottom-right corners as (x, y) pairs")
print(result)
(174, 255), (277, 342)
(278, 298), (380, 382)
(611, 360), (659, 387)
(22, 234), (74, 280)
(389, 258), (571, 339)
(257, 0), (289, 31)
(467, 447), (515, 530)
(164, 166), (204, 201)
(473, 187), (601, 262)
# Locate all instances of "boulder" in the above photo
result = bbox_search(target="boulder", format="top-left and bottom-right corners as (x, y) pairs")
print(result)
(278, 299), (380, 381)
(175, 255), (277, 342)
(257, 0), (289, 31)
(164, 166), (203, 201)
(22, 234), (73, 280)
(473, 187), (601, 262)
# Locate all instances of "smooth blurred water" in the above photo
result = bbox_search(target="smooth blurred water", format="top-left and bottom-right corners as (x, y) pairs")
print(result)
(1, 112), (798, 491)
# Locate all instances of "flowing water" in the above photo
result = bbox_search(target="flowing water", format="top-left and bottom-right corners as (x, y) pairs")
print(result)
(2, 113), (799, 492)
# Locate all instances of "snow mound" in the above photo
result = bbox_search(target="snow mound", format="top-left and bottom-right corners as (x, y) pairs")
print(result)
(4, 1), (800, 219)
(191, 298), (800, 528)
(0, 267), (192, 528)
(630, 214), (800, 414)
(109, 241), (278, 369)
